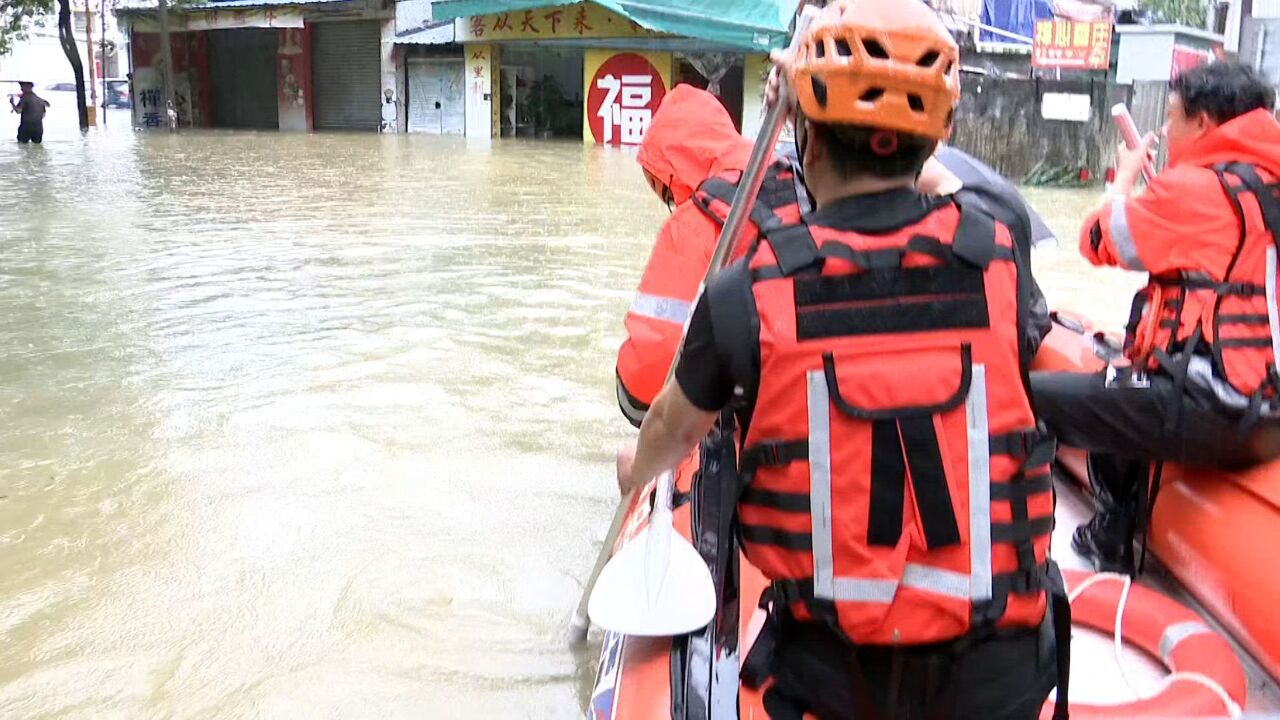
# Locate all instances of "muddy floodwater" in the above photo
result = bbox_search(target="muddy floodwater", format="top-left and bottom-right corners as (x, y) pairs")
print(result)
(1, 120), (1139, 719)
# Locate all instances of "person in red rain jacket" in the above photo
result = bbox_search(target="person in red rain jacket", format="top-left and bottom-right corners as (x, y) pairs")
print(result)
(615, 84), (756, 427)
(1032, 62), (1280, 575)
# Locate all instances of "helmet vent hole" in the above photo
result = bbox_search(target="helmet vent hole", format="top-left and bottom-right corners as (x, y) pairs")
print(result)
(815, 41), (825, 59)
(944, 60), (954, 74)
(812, 78), (828, 107)
(917, 50), (940, 68)
(907, 94), (925, 113)
(835, 39), (853, 57)
(861, 39), (890, 60)
(859, 88), (885, 103)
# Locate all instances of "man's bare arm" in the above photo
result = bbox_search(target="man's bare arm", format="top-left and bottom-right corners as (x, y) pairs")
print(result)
(621, 380), (718, 496)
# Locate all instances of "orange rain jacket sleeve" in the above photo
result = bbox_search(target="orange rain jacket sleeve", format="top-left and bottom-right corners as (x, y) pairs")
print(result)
(1080, 109), (1280, 280)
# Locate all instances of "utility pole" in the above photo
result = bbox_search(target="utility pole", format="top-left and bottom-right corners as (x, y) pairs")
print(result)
(86, 0), (98, 125)
(157, 0), (177, 129)
(101, 0), (108, 127)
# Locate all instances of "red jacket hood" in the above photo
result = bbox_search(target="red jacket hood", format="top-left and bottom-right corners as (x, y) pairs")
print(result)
(637, 85), (752, 205)
(1171, 108), (1280, 175)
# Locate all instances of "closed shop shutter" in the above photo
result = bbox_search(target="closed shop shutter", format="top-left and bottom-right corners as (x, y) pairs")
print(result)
(408, 59), (464, 135)
(208, 29), (279, 129)
(311, 21), (381, 131)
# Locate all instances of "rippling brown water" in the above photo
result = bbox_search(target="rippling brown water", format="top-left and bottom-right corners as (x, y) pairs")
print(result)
(0, 121), (1146, 719)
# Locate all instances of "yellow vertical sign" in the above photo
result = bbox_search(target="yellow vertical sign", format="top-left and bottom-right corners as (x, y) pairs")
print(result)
(581, 49), (673, 145)
(465, 43), (496, 139)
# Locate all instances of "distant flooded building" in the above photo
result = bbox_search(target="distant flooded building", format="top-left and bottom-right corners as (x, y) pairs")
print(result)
(117, 0), (401, 132)
(427, 0), (791, 144)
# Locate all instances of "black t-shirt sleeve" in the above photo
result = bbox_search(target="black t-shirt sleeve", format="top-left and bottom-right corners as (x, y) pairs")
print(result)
(675, 293), (736, 412)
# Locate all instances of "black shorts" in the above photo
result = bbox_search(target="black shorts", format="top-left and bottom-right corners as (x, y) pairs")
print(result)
(756, 614), (1058, 720)
(17, 122), (43, 144)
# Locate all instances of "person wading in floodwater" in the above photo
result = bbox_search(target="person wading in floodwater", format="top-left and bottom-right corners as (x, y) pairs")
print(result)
(10, 81), (50, 145)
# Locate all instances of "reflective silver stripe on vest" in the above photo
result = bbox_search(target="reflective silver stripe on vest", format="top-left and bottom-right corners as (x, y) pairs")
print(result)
(616, 376), (647, 427)
(807, 369), (979, 605)
(1266, 246), (1280, 368)
(808, 369), (836, 600)
(903, 563), (970, 599)
(1159, 621), (1213, 664)
(629, 292), (692, 325)
(1109, 199), (1147, 272)
(831, 564), (972, 603)
(966, 364), (993, 603)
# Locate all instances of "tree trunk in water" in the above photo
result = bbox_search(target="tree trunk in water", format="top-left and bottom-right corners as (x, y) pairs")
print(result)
(57, 0), (89, 130)
(157, 0), (177, 129)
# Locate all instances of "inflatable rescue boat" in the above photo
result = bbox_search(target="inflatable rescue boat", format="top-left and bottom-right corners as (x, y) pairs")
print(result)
(1037, 311), (1280, 684)
(589, 314), (1279, 718)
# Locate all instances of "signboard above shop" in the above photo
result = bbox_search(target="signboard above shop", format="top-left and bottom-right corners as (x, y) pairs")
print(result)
(1032, 19), (1113, 70)
(457, 3), (663, 42)
(129, 6), (305, 31)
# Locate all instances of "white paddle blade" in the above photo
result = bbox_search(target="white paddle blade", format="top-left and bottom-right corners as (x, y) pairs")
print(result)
(587, 527), (716, 637)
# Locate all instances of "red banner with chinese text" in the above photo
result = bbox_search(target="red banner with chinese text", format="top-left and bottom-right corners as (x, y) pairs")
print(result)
(1032, 20), (1113, 70)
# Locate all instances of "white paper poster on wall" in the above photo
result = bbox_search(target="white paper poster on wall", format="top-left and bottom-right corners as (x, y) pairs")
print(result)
(1041, 92), (1092, 123)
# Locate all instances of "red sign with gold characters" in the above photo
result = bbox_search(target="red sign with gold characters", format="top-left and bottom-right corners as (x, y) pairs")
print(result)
(586, 53), (666, 146)
(1033, 19), (1113, 70)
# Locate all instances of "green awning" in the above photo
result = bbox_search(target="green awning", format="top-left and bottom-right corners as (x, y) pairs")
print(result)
(430, 0), (793, 51)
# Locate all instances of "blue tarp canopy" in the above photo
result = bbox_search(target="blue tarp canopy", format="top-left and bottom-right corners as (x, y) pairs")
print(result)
(431, 0), (794, 51)
(979, 0), (1054, 44)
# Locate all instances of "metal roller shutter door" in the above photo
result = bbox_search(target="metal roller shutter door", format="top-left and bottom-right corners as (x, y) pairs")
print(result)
(208, 29), (279, 129)
(311, 21), (381, 131)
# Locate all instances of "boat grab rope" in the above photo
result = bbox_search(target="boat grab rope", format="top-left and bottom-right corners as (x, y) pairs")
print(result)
(1067, 572), (1244, 719)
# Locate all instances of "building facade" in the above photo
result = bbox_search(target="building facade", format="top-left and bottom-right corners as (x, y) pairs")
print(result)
(119, 0), (401, 131)
(434, 0), (783, 145)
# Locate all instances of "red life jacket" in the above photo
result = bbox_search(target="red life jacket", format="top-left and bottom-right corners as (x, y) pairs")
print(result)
(714, 193), (1056, 645)
(1126, 162), (1280, 403)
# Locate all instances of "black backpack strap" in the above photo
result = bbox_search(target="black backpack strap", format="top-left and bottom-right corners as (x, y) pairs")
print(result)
(1221, 162), (1280, 245)
(695, 165), (800, 239)
(1044, 561), (1072, 720)
(951, 191), (1000, 269)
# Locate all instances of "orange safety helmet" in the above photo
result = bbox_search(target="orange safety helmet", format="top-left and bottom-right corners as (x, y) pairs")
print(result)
(788, 0), (961, 141)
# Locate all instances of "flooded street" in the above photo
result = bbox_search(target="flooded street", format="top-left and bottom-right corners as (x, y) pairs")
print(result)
(1, 122), (1137, 718)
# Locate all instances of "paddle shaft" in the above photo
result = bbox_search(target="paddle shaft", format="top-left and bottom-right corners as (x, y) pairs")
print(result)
(569, 7), (815, 646)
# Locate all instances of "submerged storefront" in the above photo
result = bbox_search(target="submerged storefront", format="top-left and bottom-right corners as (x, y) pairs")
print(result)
(119, 0), (398, 132)
(430, 0), (790, 145)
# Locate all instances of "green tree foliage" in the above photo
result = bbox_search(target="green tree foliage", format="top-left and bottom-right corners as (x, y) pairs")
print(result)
(0, 0), (54, 57)
(1142, 0), (1209, 28)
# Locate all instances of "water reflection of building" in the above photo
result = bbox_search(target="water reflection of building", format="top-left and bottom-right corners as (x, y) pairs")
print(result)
(427, 0), (791, 145)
